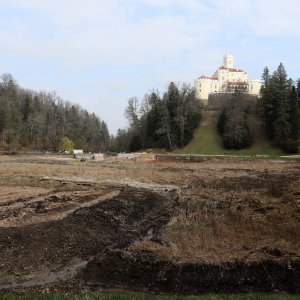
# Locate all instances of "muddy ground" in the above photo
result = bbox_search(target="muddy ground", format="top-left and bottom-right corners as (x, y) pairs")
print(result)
(0, 154), (299, 294)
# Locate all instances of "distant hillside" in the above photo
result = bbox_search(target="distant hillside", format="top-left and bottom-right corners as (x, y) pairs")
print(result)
(176, 110), (284, 156)
(0, 73), (109, 152)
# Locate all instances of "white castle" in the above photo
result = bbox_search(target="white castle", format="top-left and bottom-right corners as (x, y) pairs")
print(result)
(194, 53), (261, 104)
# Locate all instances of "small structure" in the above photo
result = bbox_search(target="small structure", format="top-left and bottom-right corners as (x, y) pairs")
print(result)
(73, 151), (105, 162)
(73, 149), (83, 154)
(91, 153), (104, 161)
(117, 153), (137, 160)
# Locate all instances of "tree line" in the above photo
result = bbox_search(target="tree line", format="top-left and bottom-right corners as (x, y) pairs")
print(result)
(259, 63), (299, 153)
(216, 63), (299, 153)
(0, 73), (110, 152)
(112, 82), (202, 152)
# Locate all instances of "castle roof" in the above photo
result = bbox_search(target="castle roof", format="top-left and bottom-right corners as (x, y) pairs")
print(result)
(227, 81), (249, 85)
(199, 75), (218, 80)
(219, 66), (244, 72)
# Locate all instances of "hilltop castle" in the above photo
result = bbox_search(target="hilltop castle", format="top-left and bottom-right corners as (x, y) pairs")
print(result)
(194, 53), (261, 104)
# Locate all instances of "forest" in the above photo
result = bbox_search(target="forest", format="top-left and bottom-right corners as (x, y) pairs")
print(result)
(0, 73), (110, 153)
(113, 82), (202, 152)
(217, 64), (300, 153)
(260, 63), (300, 153)
(1, 64), (298, 155)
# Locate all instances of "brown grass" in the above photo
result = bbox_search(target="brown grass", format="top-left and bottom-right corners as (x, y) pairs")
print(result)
(162, 174), (300, 263)
(0, 153), (299, 264)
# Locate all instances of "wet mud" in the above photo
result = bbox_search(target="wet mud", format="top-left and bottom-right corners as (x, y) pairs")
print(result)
(0, 185), (177, 291)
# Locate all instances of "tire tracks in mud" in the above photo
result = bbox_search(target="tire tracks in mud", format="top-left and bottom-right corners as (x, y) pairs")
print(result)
(0, 185), (178, 291)
(0, 172), (300, 294)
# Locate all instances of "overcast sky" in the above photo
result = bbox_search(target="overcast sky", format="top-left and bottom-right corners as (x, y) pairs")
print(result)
(0, 0), (299, 134)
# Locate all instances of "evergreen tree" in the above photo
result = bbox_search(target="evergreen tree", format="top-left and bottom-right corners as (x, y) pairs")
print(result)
(297, 79), (300, 106)
(156, 102), (173, 149)
(288, 86), (299, 140)
(259, 64), (299, 153)
(145, 91), (161, 147)
(273, 104), (291, 146)
(166, 82), (180, 146)
(271, 63), (291, 146)
(114, 129), (131, 152)
(217, 107), (226, 136)
(261, 67), (274, 137)
(182, 89), (201, 145)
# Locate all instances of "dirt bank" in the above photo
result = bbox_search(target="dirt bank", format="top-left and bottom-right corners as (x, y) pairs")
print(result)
(80, 249), (300, 294)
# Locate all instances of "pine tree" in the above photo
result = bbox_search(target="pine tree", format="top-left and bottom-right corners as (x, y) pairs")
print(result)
(272, 63), (291, 146)
(260, 63), (300, 153)
(261, 67), (275, 137)
(262, 67), (270, 87)
(166, 82), (180, 146)
(288, 86), (299, 140)
(297, 79), (300, 106)
(156, 102), (173, 149)
(145, 91), (161, 147)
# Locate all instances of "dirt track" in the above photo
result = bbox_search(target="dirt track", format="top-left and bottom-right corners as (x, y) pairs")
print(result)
(0, 154), (299, 294)
(0, 184), (176, 290)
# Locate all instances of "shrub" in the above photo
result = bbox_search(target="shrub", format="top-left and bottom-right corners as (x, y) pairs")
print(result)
(282, 139), (299, 154)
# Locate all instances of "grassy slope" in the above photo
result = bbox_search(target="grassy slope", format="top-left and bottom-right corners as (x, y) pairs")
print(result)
(177, 111), (284, 157)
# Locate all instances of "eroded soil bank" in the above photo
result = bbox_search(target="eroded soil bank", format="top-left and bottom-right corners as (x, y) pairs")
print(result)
(80, 249), (300, 294)
(0, 155), (299, 294)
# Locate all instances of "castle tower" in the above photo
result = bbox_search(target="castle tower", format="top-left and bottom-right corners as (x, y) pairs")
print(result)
(223, 53), (234, 68)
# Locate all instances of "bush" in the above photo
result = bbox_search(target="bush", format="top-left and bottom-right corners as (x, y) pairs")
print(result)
(58, 137), (74, 152)
(282, 139), (299, 154)
(217, 97), (253, 150)
(217, 108), (226, 136)
(222, 122), (253, 150)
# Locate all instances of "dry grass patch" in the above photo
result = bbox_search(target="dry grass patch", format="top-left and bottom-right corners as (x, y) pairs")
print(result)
(0, 153), (299, 265)
(163, 173), (300, 263)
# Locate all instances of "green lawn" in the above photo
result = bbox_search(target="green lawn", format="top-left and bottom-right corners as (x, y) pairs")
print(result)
(176, 111), (284, 157)
(1, 293), (299, 300)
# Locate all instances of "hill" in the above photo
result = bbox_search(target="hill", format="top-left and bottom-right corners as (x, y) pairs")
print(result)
(176, 110), (284, 157)
(0, 73), (109, 152)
